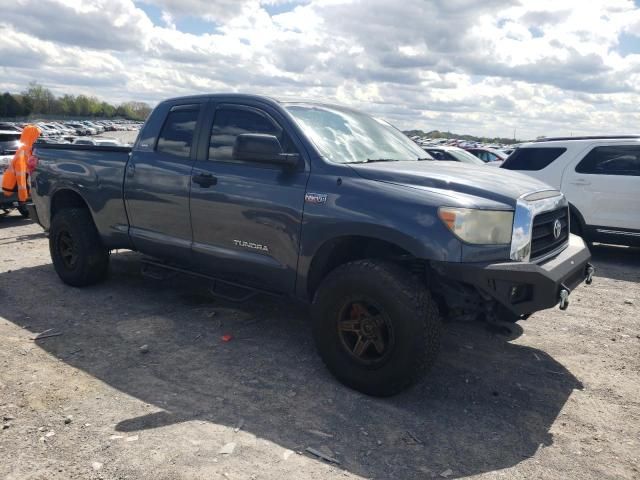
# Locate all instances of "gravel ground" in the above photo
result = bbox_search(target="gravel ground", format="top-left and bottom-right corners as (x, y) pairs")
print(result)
(0, 212), (638, 480)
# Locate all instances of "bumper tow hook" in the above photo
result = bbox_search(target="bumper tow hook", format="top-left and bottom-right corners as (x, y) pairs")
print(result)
(586, 264), (595, 285)
(559, 288), (570, 310)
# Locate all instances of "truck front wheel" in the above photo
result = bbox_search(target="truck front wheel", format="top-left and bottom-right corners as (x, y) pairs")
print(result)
(49, 208), (109, 287)
(311, 259), (442, 397)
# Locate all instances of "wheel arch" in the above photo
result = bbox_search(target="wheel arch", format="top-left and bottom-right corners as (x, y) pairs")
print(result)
(303, 235), (420, 300)
(50, 188), (91, 220)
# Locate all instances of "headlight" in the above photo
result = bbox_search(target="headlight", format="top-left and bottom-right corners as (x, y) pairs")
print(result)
(438, 207), (514, 245)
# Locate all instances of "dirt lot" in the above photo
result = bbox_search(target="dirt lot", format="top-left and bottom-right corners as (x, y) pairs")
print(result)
(0, 213), (638, 480)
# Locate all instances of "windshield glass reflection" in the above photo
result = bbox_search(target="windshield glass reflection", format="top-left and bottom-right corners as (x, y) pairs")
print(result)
(285, 104), (429, 164)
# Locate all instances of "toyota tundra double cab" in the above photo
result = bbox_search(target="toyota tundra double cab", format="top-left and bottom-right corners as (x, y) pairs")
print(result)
(28, 94), (594, 396)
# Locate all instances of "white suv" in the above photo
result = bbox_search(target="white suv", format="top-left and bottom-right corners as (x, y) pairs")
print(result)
(501, 136), (640, 247)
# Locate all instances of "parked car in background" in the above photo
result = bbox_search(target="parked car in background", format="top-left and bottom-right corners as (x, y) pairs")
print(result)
(78, 122), (98, 135)
(501, 136), (640, 247)
(35, 123), (57, 136)
(0, 122), (21, 132)
(466, 147), (507, 164)
(500, 148), (516, 157)
(85, 121), (104, 133)
(66, 122), (93, 136)
(46, 123), (76, 137)
(423, 146), (486, 165)
(0, 130), (21, 156)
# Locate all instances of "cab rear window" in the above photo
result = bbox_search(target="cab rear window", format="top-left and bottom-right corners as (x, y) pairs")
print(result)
(501, 147), (566, 171)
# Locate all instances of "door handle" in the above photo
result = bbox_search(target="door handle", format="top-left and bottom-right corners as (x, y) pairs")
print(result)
(569, 179), (590, 186)
(192, 173), (217, 188)
(126, 163), (135, 177)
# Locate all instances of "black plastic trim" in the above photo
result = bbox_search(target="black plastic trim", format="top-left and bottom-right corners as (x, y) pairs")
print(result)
(433, 234), (592, 315)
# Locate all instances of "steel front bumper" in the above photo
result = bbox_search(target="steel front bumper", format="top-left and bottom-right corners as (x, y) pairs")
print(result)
(434, 234), (593, 316)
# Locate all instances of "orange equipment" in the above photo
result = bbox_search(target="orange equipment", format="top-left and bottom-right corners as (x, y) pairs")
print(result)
(2, 125), (41, 202)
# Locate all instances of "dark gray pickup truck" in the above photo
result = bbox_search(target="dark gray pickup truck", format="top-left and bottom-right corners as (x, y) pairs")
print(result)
(29, 94), (594, 396)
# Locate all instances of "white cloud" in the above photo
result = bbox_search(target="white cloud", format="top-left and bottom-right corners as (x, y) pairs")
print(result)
(0, 0), (639, 138)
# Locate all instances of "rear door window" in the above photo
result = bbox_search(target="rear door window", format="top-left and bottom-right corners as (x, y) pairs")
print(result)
(156, 106), (200, 159)
(575, 145), (640, 176)
(501, 147), (566, 171)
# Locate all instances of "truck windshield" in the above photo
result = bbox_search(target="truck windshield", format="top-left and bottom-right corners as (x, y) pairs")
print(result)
(284, 103), (429, 164)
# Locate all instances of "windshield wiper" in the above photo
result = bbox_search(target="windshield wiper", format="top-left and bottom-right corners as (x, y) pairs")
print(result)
(366, 158), (400, 163)
(418, 157), (434, 161)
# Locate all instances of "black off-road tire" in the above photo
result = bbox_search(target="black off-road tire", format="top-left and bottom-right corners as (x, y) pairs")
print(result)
(49, 208), (109, 287)
(311, 259), (442, 397)
(569, 211), (583, 237)
(17, 205), (30, 218)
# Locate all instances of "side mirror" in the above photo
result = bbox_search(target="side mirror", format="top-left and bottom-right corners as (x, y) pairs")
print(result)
(232, 133), (299, 168)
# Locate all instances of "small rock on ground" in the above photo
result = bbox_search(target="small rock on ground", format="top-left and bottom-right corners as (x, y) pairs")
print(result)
(219, 442), (236, 455)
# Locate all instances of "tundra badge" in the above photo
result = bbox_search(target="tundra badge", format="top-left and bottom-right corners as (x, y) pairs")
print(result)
(233, 240), (270, 253)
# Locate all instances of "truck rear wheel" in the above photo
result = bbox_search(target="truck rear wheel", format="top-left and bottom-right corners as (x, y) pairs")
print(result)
(311, 259), (441, 397)
(49, 208), (109, 287)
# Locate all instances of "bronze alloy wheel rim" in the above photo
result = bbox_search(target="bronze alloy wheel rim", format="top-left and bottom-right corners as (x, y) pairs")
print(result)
(337, 299), (395, 365)
(57, 231), (78, 269)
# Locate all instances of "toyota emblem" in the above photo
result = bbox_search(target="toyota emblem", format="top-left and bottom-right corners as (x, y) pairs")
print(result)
(553, 219), (562, 239)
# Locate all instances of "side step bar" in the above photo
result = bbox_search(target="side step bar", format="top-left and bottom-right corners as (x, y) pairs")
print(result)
(140, 257), (282, 303)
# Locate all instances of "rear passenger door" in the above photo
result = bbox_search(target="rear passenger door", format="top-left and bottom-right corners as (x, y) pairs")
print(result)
(562, 144), (640, 231)
(125, 102), (204, 263)
(189, 101), (309, 294)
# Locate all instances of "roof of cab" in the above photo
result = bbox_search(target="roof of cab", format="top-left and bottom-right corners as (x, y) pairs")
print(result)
(158, 93), (355, 112)
(161, 93), (280, 105)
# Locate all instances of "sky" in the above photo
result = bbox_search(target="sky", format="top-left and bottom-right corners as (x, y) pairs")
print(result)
(0, 0), (639, 139)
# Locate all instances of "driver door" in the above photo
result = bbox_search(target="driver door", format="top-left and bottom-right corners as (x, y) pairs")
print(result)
(189, 102), (310, 293)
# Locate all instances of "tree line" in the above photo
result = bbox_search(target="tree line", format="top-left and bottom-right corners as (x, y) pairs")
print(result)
(0, 82), (151, 121)
(404, 129), (519, 145)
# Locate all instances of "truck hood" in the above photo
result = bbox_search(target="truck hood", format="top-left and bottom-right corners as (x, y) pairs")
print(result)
(350, 161), (553, 208)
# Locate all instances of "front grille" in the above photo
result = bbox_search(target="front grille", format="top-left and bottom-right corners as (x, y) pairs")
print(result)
(530, 207), (569, 260)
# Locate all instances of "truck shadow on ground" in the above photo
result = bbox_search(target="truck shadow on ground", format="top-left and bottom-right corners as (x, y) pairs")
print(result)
(0, 212), (32, 227)
(1, 254), (582, 479)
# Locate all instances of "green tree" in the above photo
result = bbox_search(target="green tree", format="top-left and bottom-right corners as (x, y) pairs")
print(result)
(57, 94), (76, 116)
(0, 92), (28, 117)
(22, 81), (56, 114)
(117, 101), (151, 120)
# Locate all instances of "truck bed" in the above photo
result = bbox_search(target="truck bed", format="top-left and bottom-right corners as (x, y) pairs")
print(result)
(31, 143), (133, 248)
